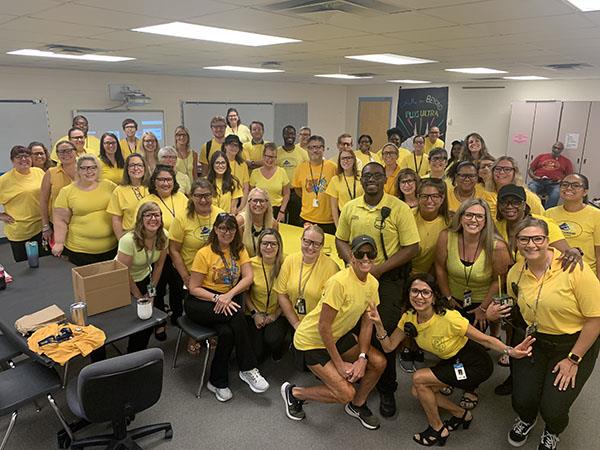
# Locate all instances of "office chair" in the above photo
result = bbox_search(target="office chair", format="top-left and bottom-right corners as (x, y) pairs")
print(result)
(64, 348), (172, 449)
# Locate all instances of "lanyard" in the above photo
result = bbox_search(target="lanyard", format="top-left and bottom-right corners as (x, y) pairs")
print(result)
(144, 240), (155, 277)
(219, 253), (237, 288)
(413, 153), (424, 174)
(517, 262), (549, 326)
(131, 186), (145, 201)
(298, 256), (318, 299)
(261, 259), (272, 313)
(342, 173), (356, 200)
(461, 235), (481, 288)
(308, 161), (324, 197)
(251, 225), (262, 253)
(158, 195), (176, 218)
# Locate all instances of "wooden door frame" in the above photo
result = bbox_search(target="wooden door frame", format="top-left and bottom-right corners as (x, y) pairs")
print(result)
(357, 96), (393, 138)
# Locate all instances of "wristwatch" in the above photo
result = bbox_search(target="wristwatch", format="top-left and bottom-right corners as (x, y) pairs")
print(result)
(568, 352), (582, 365)
(358, 352), (368, 361)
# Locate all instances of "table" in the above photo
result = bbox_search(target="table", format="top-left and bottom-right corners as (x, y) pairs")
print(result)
(278, 223), (344, 267)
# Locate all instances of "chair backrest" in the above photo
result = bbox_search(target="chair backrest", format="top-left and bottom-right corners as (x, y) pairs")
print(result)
(0, 320), (54, 367)
(76, 348), (164, 423)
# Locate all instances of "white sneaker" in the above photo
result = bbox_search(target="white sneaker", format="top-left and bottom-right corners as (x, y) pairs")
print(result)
(207, 381), (233, 402)
(239, 368), (269, 393)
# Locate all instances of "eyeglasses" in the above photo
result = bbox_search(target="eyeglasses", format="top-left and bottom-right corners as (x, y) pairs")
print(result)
(143, 139), (156, 144)
(263, 154), (276, 160)
(31, 152), (45, 157)
(516, 235), (547, 245)
(400, 179), (416, 185)
(430, 156), (447, 162)
(409, 287), (433, 298)
(216, 225), (236, 234)
(382, 151), (398, 157)
(128, 163), (144, 169)
(301, 237), (323, 249)
(70, 136), (85, 141)
(249, 198), (267, 205)
(214, 160), (227, 166)
(340, 156), (355, 162)
(103, 141), (117, 146)
(79, 165), (97, 172)
(13, 154), (31, 160)
(418, 193), (443, 201)
(353, 249), (377, 260)
(211, 125), (226, 130)
(362, 173), (386, 182)
(143, 212), (161, 219)
(339, 142), (352, 147)
(124, 125), (137, 129)
(560, 181), (585, 190)
(457, 173), (477, 180)
(463, 212), (486, 222)
(175, 133), (188, 138)
(414, 140), (425, 145)
(308, 144), (324, 150)
(260, 241), (279, 248)
(500, 199), (524, 207)
(156, 177), (173, 183)
(479, 163), (493, 170)
(57, 148), (74, 155)
(192, 192), (212, 200)
(493, 166), (515, 174)
(161, 155), (177, 160)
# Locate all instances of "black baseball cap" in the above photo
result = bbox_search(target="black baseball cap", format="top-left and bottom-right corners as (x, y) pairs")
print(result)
(498, 184), (526, 202)
(224, 134), (242, 148)
(351, 235), (377, 253)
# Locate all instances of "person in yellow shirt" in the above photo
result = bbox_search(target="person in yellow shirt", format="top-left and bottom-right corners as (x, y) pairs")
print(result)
(119, 118), (142, 156)
(292, 135), (337, 234)
(502, 217), (600, 449)
(422, 147), (453, 193)
(140, 131), (160, 175)
(224, 134), (250, 211)
(477, 155), (495, 188)
(381, 143), (402, 196)
(369, 273), (533, 446)
(326, 148), (364, 227)
(424, 126), (445, 154)
(199, 116), (227, 176)
(400, 135), (430, 178)
(245, 229), (289, 362)
(335, 161), (420, 417)
(157, 146), (191, 195)
(447, 161), (497, 215)
(208, 151), (243, 214)
(242, 121), (267, 170)
(277, 125), (308, 226)
(281, 235), (386, 429)
(106, 154), (149, 239)
(395, 168), (420, 209)
(276, 225), (340, 329)
(298, 126), (311, 151)
(375, 128), (411, 163)
(236, 188), (276, 257)
(0, 145), (49, 262)
(50, 115), (100, 161)
(250, 142), (290, 221)
(546, 174), (600, 277)
(28, 141), (52, 172)
(98, 132), (126, 185)
(52, 154), (117, 266)
(173, 125), (198, 183)
(225, 108), (252, 144)
(186, 212), (269, 401)
(355, 134), (381, 168)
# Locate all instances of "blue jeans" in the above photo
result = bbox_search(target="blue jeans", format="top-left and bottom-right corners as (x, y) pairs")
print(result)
(528, 179), (560, 208)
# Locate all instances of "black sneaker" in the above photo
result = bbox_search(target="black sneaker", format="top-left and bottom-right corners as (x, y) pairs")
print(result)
(413, 349), (425, 363)
(345, 402), (380, 430)
(495, 374), (513, 396)
(281, 382), (305, 421)
(399, 348), (416, 373)
(508, 417), (537, 447)
(379, 391), (396, 417)
(538, 429), (560, 450)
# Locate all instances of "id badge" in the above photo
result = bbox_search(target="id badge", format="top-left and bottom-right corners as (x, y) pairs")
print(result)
(312, 198), (319, 208)
(296, 297), (307, 315)
(453, 361), (467, 381)
(463, 289), (472, 308)
(147, 283), (157, 298)
(526, 322), (537, 336)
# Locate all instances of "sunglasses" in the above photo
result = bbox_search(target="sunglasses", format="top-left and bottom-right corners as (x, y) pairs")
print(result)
(353, 249), (377, 260)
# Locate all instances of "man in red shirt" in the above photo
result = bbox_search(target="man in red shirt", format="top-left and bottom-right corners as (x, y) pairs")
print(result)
(527, 141), (573, 208)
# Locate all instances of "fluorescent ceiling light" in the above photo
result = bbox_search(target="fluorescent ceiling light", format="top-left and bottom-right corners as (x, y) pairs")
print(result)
(314, 74), (373, 79)
(387, 79), (431, 84)
(132, 22), (300, 47)
(7, 49), (134, 62)
(445, 67), (508, 74)
(346, 53), (436, 65)
(204, 65), (283, 73)
(564, 0), (600, 12)
(503, 76), (549, 80)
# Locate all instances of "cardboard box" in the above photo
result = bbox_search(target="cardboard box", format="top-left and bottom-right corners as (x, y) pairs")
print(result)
(72, 260), (131, 316)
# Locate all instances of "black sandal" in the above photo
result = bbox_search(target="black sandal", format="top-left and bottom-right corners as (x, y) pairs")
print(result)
(440, 386), (454, 396)
(459, 392), (479, 410)
(154, 325), (167, 342)
(413, 424), (448, 447)
(445, 409), (473, 431)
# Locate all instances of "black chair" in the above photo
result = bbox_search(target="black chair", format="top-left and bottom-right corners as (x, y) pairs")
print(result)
(172, 314), (216, 398)
(64, 348), (172, 449)
(0, 333), (21, 369)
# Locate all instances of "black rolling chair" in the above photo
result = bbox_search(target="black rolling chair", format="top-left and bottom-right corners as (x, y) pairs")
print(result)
(0, 333), (21, 369)
(64, 348), (172, 449)
(172, 314), (217, 398)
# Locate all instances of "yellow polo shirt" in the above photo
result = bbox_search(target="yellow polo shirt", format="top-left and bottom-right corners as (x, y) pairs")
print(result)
(277, 145), (308, 181)
(355, 150), (383, 169)
(0, 168), (45, 241)
(292, 160), (337, 224)
(424, 138), (445, 155)
(106, 185), (149, 232)
(495, 213), (564, 246)
(119, 138), (142, 156)
(191, 246), (250, 294)
(99, 160), (124, 185)
(412, 210), (448, 274)
(400, 152), (430, 177)
(242, 141), (267, 162)
(325, 174), (364, 210)
(375, 147), (411, 164)
(212, 178), (243, 212)
(137, 192), (188, 232)
(47, 165), (74, 215)
(249, 167), (289, 207)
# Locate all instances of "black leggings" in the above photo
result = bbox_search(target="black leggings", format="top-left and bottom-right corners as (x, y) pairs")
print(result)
(8, 231), (52, 263)
(245, 315), (289, 363)
(64, 247), (117, 267)
(155, 255), (184, 323)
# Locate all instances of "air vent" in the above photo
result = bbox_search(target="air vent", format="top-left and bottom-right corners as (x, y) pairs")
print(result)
(45, 44), (104, 55)
(461, 86), (506, 90)
(261, 61), (282, 68)
(262, 0), (404, 16)
(542, 63), (592, 70)
(350, 72), (377, 77)
(469, 77), (504, 81)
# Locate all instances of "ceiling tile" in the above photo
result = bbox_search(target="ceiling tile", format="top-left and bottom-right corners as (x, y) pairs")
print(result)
(188, 7), (314, 31)
(326, 11), (457, 33)
(0, 0), (68, 16)
(1, 17), (113, 38)
(465, 14), (595, 35)
(73, 0), (237, 20)
(277, 24), (363, 40)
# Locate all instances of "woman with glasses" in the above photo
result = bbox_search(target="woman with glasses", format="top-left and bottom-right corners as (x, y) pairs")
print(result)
(545, 174), (600, 278)
(249, 142), (290, 221)
(107, 154), (149, 239)
(355, 134), (381, 168)
(52, 155), (117, 266)
(0, 145), (49, 262)
(173, 126), (198, 182)
(369, 273), (533, 447)
(28, 141), (52, 171)
(381, 143), (402, 195)
(276, 225), (339, 330)
(505, 217), (600, 450)
(208, 150), (243, 214)
(236, 188), (276, 257)
(40, 141), (77, 249)
(477, 155), (495, 187)
(396, 168), (420, 209)
(423, 148), (452, 187)
(224, 134), (250, 212)
(245, 229), (289, 362)
(140, 131), (160, 175)
(326, 148), (364, 227)
(67, 127), (89, 158)
(225, 108), (252, 144)
(447, 161), (496, 215)
(186, 212), (269, 401)
(400, 135), (430, 178)
(98, 132), (126, 184)
(158, 146), (191, 196)
(435, 198), (511, 410)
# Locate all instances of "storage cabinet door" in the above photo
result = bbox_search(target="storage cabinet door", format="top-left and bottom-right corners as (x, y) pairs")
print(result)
(581, 101), (600, 199)
(507, 101), (535, 174)
(558, 101), (591, 171)
(529, 102), (563, 181)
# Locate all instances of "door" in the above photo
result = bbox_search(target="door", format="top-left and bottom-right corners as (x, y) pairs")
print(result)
(506, 101), (535, 175)
(357, 97), (392, 152)
(580, 101), (600, 200)
(528, 102), (563, 182)
(558, 101), (591, 171)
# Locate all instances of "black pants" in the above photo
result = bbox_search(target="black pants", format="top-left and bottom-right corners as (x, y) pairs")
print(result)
(245, 315), (289, 363)
(184, 293), (258, 388)
(156, 255), (184, 323)
(285, 191), (302, 227)
(272, 206), (281, 219)
(9, 231), (52, 262)
(512, 332), (599, 435)
(64, 247), (117, 267)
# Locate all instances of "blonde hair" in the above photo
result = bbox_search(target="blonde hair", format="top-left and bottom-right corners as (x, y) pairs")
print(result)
(449, 198), (499, 262)
(241, 187), (274, 256)
(75, 154), (101, 183)
(485, 156), (525, 192)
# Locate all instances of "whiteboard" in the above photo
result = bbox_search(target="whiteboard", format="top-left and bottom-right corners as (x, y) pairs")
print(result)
(182, 102), (274, 149)
(74, 110), (166, 146)
(0, 100), (51, 174)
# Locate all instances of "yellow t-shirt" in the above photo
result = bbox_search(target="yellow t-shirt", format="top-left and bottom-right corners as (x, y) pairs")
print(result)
(355, 150), (382, 169)
(424, 138), (445, 155)
(336, 194), (420, 266)
(248, 256), (281, 315)
(398, 309), (468, 360)
(249, 167), (290, 207)
(0, 168), (45, 241)
(277, 145), (308, 181)
(212, 178), (243, 212)
(274, 251), (340, 318)
(508, 250), (600, 335)
(376, 147), (411, 164)
(447, 184), (497, 215)
(292, 160), (338, 224)
(412, 210), (448, 274)
(495, 213), (564, 247)
(99, 160), (124, 185)
(199, 138), (223, 165)
(383, 165), (401, 195)
(175, 150), (197, 183)
(226, 124), (252, 144)
(293, 267), (379, 351)
(47, 166), (74, 215)
(118, 138), (142, 157)
(137, 192), (188, 232)
(230, 160), (250, 187)
(487, 188), (544, 218)
(51, 135), (100, 162)
(106, 185), (149, 232)
(399, 152), (430, 177)
(176, 172), (191, 196)
(325, 174), (364, 210)
(54, 180), (117, 253)
(168, 207), (224, 270)
(545, 205), (600, 272)
(242, 141), (266, 162)
(117, 230), (167, 282)
(191, 245), (250, 294)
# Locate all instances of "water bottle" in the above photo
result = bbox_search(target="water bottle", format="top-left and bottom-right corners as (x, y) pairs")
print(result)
(0, 264), (6, 290)
(25, 241), (39, 268)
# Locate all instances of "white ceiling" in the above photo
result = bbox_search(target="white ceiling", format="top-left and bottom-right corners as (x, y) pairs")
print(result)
(1, 0), (599, 84)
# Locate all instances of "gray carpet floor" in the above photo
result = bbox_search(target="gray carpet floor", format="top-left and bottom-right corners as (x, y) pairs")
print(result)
(1, 244), (598, 450)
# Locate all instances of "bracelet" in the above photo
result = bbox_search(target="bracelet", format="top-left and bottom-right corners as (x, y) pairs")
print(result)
(479, 305), (487, 313)
(212, 293), (220, 303)
(503, 346), (513, 356)
(278, 209), (286, 214)
(376, 332), (388, 340)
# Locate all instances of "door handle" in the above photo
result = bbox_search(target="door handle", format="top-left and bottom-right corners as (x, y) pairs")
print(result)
(584, 158), (587, 164)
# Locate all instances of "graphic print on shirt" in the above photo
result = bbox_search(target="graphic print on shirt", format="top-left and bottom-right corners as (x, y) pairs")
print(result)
(558, 221), (582, 238)
(305, 177), (327, 194)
